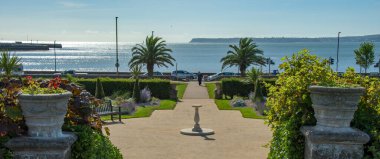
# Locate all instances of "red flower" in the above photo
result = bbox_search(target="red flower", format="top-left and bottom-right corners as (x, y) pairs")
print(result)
(48, 76), (62, 89)
(25, 76), (32, 81)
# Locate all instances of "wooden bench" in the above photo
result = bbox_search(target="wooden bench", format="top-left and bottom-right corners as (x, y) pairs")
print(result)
(93, 100), (121, 122)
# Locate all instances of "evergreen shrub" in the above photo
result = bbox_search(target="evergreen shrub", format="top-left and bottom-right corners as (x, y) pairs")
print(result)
(95, 78), (105, 99)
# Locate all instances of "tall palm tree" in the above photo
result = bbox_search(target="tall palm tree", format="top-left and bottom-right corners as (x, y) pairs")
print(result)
(129, 35), (175, 77)
(220, 38), (265, 76)
(0, 51), (21, 79)
(354, 42), (375, 74)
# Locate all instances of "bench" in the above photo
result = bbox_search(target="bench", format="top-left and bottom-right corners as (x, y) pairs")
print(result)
(93, 100), (121, 122)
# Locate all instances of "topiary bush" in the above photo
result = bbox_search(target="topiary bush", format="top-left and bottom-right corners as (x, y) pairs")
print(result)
(95, 78), (105, 99)
(132, 78), (141, 103)
(63, 125), (123, 159)
(76, 78), (171, 99)
(266, 49), (336, 159)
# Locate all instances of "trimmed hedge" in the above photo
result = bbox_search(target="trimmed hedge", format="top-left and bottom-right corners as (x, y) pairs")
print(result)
(76, 78), (171, 99)
(222, 78), (253, 98)
(221, 78), (276, 98)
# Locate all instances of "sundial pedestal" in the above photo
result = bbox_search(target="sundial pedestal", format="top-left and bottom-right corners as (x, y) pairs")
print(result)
(180, 104), (215, 136)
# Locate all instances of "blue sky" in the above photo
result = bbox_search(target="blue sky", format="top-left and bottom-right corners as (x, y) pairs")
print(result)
(0, 0), (379, 43)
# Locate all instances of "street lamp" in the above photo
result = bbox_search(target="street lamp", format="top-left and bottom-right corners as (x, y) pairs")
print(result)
(54, 40), (57, 72)
(336, 32), (341, 72)
(115, 17), (120, 76)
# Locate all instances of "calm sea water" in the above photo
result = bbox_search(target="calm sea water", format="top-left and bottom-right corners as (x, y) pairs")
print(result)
(9, 41), (380, 73)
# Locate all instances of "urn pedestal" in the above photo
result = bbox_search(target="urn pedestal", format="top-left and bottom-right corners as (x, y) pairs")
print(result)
(6, 92), (77, 159)
(301, 86), (370, 159)
(214, 83), (223, 99)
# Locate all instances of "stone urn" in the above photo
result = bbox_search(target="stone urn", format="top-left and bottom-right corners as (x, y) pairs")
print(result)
(309, 86), (365, 128)
(18, 92), (72, 138)
(301, 86), (370, 159)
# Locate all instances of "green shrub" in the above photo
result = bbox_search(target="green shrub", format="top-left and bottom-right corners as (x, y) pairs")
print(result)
(344, 68), (380, 158)
(266, 49), (335, 159)
(95, 78), (105, 99)
(260, 78), (276, 97)
(132, 78), (141, 102)
(76, 78), (171, 99)
(64, 125), (122, 159)
(109, 91), (131, 100)
(252, 79), (264, 102)
(221, 78), (253, 98)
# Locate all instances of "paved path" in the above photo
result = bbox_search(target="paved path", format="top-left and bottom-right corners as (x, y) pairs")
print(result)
(106, 82), (272, 159)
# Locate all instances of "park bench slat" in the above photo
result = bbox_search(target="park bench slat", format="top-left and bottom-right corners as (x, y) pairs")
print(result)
(92, 100), (121, 122)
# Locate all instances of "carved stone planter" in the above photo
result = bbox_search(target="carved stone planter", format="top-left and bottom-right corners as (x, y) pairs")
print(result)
(301, 86), (370, 159)
(18, 92), (72, 138)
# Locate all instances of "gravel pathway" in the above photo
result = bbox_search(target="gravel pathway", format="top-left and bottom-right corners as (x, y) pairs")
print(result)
(105, 82), (272, 159)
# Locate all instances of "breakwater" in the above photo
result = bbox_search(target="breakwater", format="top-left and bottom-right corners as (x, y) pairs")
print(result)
(0, 42), (62, 51)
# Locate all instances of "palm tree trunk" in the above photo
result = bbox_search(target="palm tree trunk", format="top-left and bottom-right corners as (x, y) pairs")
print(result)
(147, 63), (154, 78)
(240, 67), (246, 77)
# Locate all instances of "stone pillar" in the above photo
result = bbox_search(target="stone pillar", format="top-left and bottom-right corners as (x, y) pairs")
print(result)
(214, 83), (223, 99)
(6, 132), (77, 159)
(301, 86), (370, 159)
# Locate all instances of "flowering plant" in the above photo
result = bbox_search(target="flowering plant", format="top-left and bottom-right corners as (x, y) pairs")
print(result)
(22, 76), (67, 94)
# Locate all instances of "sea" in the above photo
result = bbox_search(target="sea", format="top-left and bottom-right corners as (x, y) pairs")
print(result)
(5, 41), (380, 73)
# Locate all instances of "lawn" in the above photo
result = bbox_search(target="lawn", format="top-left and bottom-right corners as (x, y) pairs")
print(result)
(176, 83), (188, 99)
(205, 83), (215, 99)
(206, 83), (265, 119)
(101, 99), (177, 120)
(215, 99), (265, 119)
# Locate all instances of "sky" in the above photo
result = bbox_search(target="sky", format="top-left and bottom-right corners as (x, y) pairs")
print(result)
(0, 0), (379, 43)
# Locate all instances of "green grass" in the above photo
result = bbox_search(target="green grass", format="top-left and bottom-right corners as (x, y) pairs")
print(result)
(215, 99), (265, 119)
(205, 83), (216, 99)
(101, 99), (177, 120)
(176, 83), (188, 99)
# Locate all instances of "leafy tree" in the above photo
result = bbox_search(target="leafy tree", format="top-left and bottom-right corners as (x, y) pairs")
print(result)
(129, 35), (175, 78)
(220, 38), (265, 77)
(0, 51), (21, 79)
(354, 42), (375, 74)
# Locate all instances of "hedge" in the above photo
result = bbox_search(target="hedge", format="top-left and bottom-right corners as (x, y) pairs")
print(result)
(76, 78), (171, 99)
(221, 78), (253, 98)
(221, 78), (276, 98)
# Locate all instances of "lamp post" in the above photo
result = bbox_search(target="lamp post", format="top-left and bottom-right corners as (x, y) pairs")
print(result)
(115, 17), (119, 76)
(54, 40), (57, 72)
(336, 32), (341, 72)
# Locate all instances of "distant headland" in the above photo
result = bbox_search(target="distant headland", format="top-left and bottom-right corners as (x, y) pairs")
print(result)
(189, 34), (380, 43)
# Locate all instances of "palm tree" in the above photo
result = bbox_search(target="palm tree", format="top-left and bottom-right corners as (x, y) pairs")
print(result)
(0, 51), (21, 79)
(354, 42), (375, 74)
(220, 38), (265, 76)
(129, 35), (175, 78)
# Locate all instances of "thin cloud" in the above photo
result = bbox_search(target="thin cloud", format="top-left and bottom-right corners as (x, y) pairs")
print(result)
(85, 30), (100, 34)
(59, 1), (88, 8)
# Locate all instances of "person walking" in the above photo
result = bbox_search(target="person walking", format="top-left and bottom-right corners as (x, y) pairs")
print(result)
(197, 71), (203, 86)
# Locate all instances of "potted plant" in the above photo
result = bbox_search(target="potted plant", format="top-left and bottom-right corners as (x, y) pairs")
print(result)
(19, 76), (72, 138)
